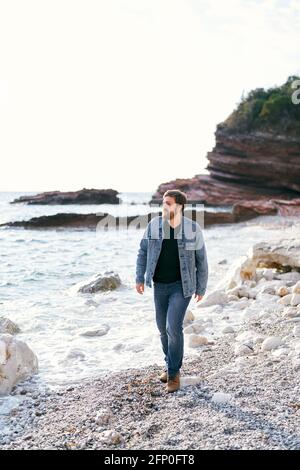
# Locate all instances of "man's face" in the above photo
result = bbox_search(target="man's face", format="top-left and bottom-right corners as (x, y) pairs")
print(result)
(162, 196), (181, 219)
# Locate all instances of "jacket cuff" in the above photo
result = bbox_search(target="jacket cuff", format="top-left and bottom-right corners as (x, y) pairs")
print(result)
(195, 290), (206, 296)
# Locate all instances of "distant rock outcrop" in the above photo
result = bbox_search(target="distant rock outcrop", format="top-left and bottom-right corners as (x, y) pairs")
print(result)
(10, 188), (120, 205)
(151, 76), (300, 207)
(0, 212), (152, 229)
(2, 200), (300, 230)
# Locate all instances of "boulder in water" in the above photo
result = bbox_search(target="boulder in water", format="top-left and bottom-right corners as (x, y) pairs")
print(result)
(75, 271), (121, 294)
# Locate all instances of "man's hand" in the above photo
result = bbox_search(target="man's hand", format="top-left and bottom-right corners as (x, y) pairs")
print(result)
(194, 293), (203, 303)
(136, 283), (145, 294)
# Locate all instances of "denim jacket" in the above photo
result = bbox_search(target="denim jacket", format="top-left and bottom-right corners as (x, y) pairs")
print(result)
(135, 215), (208, 298)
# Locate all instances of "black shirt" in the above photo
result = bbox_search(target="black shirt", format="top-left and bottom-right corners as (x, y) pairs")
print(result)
(153, 219), (182, 283)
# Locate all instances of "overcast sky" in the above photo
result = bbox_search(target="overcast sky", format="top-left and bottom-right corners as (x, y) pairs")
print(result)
(0, 0), (299, 193)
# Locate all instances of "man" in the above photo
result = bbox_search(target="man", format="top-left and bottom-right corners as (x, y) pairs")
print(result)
(135, 189), (208, 393)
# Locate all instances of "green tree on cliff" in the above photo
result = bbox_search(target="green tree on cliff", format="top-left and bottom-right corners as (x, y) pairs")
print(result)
(222, 76), (300, 137)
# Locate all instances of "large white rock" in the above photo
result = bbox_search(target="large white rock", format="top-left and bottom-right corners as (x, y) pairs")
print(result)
(252, 240), (300, 270)
(196, 289), (229, 308)
(225, 256), (257, 290)
(0, 334), (38, 395)
(261, 336), (282, 352)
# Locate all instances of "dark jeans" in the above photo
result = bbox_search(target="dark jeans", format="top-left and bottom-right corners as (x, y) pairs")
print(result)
(153, 279), (192, 379)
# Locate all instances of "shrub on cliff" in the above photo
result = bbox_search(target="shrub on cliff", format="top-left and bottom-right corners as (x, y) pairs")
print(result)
(221, 75), (300, 137)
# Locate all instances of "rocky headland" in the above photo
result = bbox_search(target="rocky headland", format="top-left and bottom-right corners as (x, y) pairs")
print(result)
(151, 76), (300, 208)
(10, 188), (120, 205)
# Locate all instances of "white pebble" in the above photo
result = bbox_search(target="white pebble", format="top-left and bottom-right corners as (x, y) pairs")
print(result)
(95, 408), (113, 425)
(222, 326), (235, 334)
(293, 325), (300, 337)
(277, 294), (292, 306)
(234, 344), (254, 356)
(188, 334), (208, 348)
(211, 392), (232, 404)
(99, 429), (123, 444)
(277, 286), (289, 297)
(261, 336), (282, 352)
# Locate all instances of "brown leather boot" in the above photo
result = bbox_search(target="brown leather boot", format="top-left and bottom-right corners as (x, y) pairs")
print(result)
(159, 371), (168, 383)
(166, 372), (180, 393)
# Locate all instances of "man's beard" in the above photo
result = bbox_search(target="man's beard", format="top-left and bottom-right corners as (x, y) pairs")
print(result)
(163, 209), (180, 220)
(162, 209), (174, 219)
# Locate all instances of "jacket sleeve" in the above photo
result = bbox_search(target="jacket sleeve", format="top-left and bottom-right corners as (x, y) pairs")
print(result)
(195, 227), (208, 296)
(135, 224), (149, 284)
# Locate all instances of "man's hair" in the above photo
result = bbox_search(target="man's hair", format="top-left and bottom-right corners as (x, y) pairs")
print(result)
(163, 189), (188, 213)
